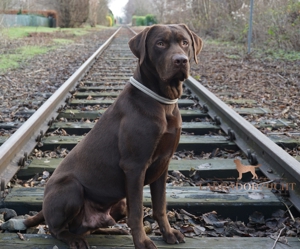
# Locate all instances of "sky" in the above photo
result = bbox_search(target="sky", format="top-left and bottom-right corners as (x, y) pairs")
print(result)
(108, 0), (128, 17)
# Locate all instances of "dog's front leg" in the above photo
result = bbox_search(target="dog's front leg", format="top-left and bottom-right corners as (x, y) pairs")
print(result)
(150, 170), (185, 244)
(124, 168), (157, 249)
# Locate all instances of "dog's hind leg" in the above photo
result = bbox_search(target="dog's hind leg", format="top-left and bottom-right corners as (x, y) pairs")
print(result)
(238, 172), (243, 180)
(43, 177), (89, 249)
(109, 198), (127, 222)
(23, 210), (44, 227)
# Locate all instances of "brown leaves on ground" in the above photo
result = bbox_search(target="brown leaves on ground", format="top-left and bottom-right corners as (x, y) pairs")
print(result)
(142, 208), (300, 242)
(191, 42), (300, 133)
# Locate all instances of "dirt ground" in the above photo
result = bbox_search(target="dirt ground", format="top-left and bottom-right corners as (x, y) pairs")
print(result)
(0, 28), (114, 132)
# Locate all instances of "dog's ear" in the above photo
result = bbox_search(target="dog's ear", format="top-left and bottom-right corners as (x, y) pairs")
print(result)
(179, 24), (203, 64)
(128, 27), (151, 65)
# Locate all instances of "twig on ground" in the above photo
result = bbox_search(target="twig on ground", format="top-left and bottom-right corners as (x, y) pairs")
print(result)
(282, 202), (295, 222)
(271, 224), (287, 249)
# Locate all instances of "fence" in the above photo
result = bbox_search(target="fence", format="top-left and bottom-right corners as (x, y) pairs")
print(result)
(0, 14), (50, 27)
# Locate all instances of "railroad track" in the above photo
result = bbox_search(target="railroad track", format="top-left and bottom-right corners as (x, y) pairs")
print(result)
(0, 26), (299, 248)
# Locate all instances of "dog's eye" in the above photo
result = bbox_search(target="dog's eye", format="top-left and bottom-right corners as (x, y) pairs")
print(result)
(182, 40), (189, 46)
(156, 41), (165, 47)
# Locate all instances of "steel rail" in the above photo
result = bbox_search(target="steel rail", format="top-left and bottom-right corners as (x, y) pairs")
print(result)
(0, 27), (122, 187)
(185, 76), (300, 211)
(126, 25), (138, 36)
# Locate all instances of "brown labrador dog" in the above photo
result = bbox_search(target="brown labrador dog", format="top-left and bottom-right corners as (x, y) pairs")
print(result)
(23, 24), (203, 249)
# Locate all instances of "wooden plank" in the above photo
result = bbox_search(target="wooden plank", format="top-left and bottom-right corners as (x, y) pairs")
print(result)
(85, 72), (132, 77)
(40, 135), (237, 152)
(69, 99), (195, 108)
(180, 110), (208, 121)
(49, 121), (220, 135)
(89, 75), (132, 80)
(18, 158), (250, 179)
(0, 234), (298, 249)
(4, 130), (299, 151)
(74, 91), (188, 99)
(0, 136), (9, 145)
(177, 136), (237, 153)
(57, 109), (208, 121)
(98, 57), (136, 61)
(235, 107), (271, 115)
(69, 99), (116, 105)
(224, 99), (257, 105)
(74, 91), (120, 97)
(89, 67), (133, 71)
(58, 109), (106, 119)
(2, 119), (292, 132)
(58, 107), (273, 120)
(0, 122), (22, 129)
(268, 134), (300, 149)
(83, 81), (124, 85)
(252, 119), (297, 129)
(3, 186), (284, 220)
(1, 109), (35, 117)
(50, 121), (95, 132)
(181, 122), (220, 134)
(78, 86), (124, 91)
(215, 91), (242, 96)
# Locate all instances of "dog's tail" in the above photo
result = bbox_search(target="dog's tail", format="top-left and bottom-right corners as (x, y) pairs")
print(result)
(23, 210), (45, 227)
(255, 164), (262, 168)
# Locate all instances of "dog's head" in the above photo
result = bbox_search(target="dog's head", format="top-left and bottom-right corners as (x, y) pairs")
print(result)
(233, 157), (242, 164)
(129, 24), (203, 99)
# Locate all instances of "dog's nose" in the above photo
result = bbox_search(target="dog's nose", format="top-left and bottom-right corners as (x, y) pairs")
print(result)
(173, 54), (188, 67)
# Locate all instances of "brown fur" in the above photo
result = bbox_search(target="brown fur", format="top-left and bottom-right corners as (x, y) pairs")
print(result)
(23, 24), (203, 249)
(234, 158), (261, 180)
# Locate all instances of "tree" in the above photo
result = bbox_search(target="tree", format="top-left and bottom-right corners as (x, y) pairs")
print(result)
(123, 0), (154, 23)
(89, 0), (109, 27)
(54, 0), (89, 28)
(152, 0), (166, 23)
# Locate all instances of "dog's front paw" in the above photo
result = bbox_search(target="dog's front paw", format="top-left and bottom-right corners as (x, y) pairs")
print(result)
(162, 228), (185, 244)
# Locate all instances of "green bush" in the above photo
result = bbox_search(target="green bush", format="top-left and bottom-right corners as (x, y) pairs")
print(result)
(132, 16), (145, 26)
(145, 14), (157, 25)
(132, 14), (157, 26)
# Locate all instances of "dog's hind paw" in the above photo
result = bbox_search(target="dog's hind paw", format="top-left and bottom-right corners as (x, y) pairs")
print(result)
(68, 237), (89, 249)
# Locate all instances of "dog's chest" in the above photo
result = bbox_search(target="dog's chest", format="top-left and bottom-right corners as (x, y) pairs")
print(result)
(145, 116), (181, 184)
(157, 111), (181, 155)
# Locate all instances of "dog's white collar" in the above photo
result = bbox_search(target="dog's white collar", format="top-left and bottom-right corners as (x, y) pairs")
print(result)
(129, 77), (178, 105)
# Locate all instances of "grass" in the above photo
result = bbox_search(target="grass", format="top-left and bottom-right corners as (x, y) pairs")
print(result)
(204, 38), (300, 61)
(2, 26), (57, 39)
(205, 39), (244, 49)
(256, 48), (300, 61)
(0, 45), (50, 72)
(53, 38), (74, 45)
(226, 54), (241, 59)
(19, 45), (50, 56)
(0, 55), (20, 70)
(1, 25), (106, 39)
(69, 28), (89, 36)
(0, 25), (107, 72)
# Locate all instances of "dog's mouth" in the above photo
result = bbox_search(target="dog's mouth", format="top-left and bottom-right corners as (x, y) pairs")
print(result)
(162, 70), (188, 83)
(177, 71), (188, 81)
(160, 69), (186, 99)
